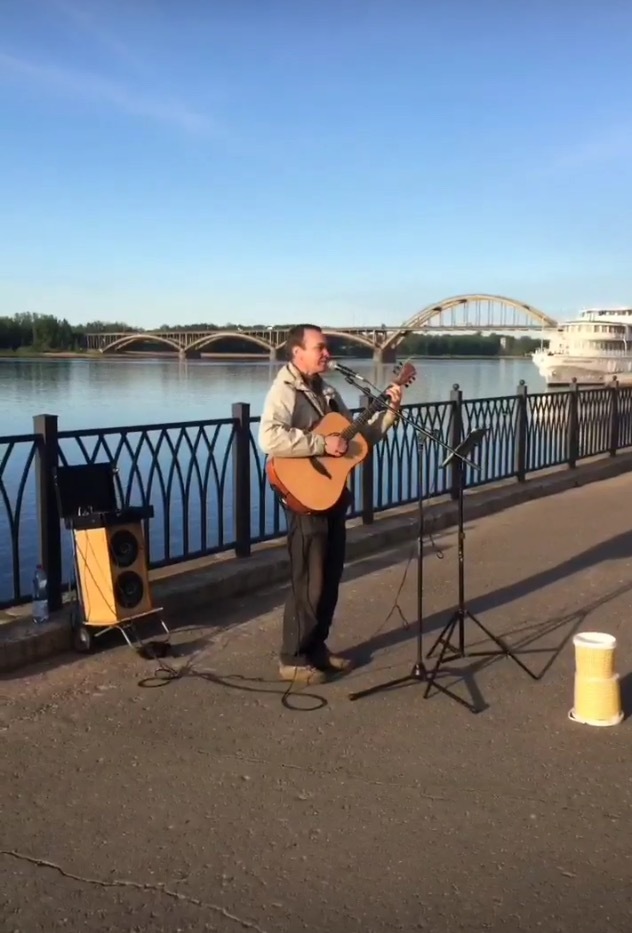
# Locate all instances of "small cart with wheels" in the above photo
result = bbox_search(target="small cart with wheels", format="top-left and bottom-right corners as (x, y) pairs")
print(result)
(53, 462), (171, 656)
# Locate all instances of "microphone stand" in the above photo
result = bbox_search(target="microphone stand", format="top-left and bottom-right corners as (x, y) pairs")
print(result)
(330, 366), (478, 703)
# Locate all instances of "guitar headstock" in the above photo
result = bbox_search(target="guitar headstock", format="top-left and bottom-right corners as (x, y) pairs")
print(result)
(392, 358), (417, 388)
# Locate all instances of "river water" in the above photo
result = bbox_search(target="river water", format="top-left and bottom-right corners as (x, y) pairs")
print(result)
(0, 356), (547, 607)
(0, 356), (545, 433)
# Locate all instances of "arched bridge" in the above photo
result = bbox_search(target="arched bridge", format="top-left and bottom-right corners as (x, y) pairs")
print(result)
(85, 294), (558, 362)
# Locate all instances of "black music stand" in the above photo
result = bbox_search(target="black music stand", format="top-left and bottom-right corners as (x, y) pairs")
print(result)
(424, 428), (536, 711)
(348, 428), (427, 700)
(345, 372), (481, 704)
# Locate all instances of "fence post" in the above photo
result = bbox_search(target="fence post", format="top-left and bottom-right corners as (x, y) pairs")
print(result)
(33, 414), (62, 612)
(515, 380), (528, 482)
(449, 384), (463, 500)
(359, 394), (374, 524)
(232, 403), (251, 558)
(609, 377), (619, 456)
(567, 380), (579, 468)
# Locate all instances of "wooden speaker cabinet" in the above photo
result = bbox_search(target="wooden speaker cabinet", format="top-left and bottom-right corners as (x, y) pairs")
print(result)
(72, 519), (153, 626)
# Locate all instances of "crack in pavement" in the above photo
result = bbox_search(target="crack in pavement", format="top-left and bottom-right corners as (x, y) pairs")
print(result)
(1, 850), (270, 933)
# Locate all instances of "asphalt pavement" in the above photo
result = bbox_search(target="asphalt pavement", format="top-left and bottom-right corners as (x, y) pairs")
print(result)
(2, 472), (632, 933)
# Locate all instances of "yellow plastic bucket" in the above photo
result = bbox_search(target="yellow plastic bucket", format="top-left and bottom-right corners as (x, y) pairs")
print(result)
(573, 632), (616, 679)
(570, 673), (623, 727)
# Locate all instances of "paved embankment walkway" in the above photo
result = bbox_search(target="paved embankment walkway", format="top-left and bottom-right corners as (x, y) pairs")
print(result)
(2, 472), (632, 932)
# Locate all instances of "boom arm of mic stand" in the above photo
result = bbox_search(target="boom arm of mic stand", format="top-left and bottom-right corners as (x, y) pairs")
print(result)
(341, 373), (480, 472)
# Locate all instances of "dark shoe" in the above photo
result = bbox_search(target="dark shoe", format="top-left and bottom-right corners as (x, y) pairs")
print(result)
(278, 663), (328, 685)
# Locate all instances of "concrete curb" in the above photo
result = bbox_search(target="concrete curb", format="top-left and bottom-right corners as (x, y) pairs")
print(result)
(2, 451), (631, 674)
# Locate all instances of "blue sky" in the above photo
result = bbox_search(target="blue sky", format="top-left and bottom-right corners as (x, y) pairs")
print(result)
(2, 0), (632, 328)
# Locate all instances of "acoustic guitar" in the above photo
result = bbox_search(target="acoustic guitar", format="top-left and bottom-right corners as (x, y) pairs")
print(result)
(266, 361), (417, 514)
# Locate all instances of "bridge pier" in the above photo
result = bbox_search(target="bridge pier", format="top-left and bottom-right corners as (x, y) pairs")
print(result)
(269, 346), (285, 361)
(374, 346), (397, 364)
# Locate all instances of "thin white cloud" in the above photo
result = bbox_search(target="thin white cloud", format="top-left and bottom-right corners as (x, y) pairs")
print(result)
(46, 0), (145, 72)
(0, 51), (217, 136)
(552, 128), (632, 170)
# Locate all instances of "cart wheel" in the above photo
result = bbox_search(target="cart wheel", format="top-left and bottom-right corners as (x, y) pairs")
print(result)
(73, 625), (92, 653)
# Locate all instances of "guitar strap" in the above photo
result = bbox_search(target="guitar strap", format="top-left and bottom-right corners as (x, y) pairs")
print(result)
(286, 365), (338, 425)
(304, 386), (340, 419)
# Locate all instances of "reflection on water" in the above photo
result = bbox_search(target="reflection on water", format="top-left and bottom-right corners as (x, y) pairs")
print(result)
(0, 356), (546, 433)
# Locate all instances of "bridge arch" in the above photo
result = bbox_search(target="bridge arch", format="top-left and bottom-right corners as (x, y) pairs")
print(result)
(322, 328), (376, 350)
(102, 333), (183, 354)
(276, 327), (375, 352)
(383, 294), (558, 349)
(275, 328), (377, 354)
(187, 331), (273, 353)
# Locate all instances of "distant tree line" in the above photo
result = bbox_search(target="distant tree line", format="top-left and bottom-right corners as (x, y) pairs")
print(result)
(0, 314), (134, 352)
(399, 333), (540, 357)
(0, 313), (542, 357)
(337, 333), (540, 358)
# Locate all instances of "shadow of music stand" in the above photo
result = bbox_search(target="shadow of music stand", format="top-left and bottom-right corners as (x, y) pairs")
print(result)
(423, 428), (536, 712)
(53, 461), (169, 656)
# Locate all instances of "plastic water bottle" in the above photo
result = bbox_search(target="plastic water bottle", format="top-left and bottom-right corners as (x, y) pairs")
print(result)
(32, 564), (49, 624)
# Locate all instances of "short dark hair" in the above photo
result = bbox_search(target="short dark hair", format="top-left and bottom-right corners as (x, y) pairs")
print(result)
(285, 324), (322, 360)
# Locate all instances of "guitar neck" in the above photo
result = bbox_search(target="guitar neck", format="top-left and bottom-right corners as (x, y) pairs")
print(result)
(340, 392), (388, 441)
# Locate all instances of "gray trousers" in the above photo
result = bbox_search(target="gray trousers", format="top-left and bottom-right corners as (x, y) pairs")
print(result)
(280, 504), (347, 666)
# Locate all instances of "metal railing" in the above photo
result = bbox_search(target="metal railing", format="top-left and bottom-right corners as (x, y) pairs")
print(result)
(1, 380), (631, 610)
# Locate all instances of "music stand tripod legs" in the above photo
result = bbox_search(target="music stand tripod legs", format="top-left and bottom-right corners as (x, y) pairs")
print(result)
(423, 429), (536, 711)
(348, 430), (426, 700)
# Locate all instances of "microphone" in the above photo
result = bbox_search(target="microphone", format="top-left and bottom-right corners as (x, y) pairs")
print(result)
(327, 360), (369, 383)
(328, 359), (398, 411)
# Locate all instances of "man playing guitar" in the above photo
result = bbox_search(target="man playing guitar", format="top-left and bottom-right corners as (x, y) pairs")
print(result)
(258, 324), (403, 685)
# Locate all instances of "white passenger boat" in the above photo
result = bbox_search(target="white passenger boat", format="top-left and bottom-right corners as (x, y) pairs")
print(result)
(532, 307), (632, 385)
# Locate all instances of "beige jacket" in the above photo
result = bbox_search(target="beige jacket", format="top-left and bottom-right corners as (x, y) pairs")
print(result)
(258, 363), (397, 458)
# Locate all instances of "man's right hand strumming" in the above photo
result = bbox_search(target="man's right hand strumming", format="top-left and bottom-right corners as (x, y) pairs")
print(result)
(324, 434), (348, 457)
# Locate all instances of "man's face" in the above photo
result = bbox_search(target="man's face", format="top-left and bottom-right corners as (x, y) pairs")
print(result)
(293, 328), (330, 375)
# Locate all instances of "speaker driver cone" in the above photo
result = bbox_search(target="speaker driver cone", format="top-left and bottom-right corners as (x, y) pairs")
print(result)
(110, 529), (140, 568)
(115, 571), (144, 608)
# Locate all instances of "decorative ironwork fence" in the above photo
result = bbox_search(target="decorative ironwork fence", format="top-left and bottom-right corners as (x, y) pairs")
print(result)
(1, 380), (631, 611)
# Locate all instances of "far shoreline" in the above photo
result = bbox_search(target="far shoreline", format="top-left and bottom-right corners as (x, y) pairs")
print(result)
(0, 350), (532, 362)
